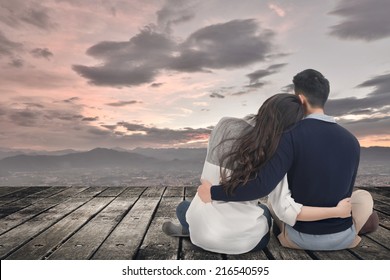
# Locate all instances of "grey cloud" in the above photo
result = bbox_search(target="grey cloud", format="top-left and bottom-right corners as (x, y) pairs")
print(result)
(9, 110), (41, 127)
(82, 116), (99, 122)
(24, 103), (45, 109)
(101, 124), (117, 130)
(87, 127), (111, 136)
(106, 100), (141, 107)
(329, 0), (390, 41)
(0, 31), (23, 58)
(63, 97), (81, 103)
(325, 72), (390, 138)
(157, 0), (196, 33)
(210, 92), (225, 99)
(74, 19), (276, 87)
(245, 82), (266, 88)
(30, 48), (53, 60)
(0, 0), (56, 30)
(116, 121), (212, 145)
(246, 63), (287, 84)
(73, 27), (174, 87)
(280, 84), (294, 93)
(340, 116), (390, 138)
(326, 73), (390, 116)
(171, 19), (275, 72)
(150, 82), (164, 87)
(231, 89), (257, 96)
(8, 58), (24, 68)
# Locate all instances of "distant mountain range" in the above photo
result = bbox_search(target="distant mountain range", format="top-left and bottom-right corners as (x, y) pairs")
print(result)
(0, 147), (207, 172)
(0, 146), (388, 173)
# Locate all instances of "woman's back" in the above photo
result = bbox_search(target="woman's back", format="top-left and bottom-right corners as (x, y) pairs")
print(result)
(186, 116), (269, 254)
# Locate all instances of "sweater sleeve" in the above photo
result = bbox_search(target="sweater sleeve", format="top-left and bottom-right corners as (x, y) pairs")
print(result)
(210, 131), (294, 201)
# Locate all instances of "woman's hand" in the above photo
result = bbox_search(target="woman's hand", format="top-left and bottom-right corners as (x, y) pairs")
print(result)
(197, 180), (212, 203)
(336, 197), (352, 218)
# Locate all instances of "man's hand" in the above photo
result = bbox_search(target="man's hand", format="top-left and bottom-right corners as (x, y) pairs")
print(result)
(197, 179), (212, 203)
(336, 197), (352, 218)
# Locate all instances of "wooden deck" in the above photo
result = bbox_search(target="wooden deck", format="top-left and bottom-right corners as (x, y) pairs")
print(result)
(0, 186), (389, 260)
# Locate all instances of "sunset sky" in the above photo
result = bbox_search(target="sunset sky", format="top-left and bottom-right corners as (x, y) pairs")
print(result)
(1, 0), (389, 151)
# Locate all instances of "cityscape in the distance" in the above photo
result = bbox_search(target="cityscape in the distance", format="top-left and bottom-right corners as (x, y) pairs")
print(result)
(0, 147), (388, 187)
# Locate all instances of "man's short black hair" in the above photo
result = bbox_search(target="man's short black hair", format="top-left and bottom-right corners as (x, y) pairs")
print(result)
(293, 69), (330, 108)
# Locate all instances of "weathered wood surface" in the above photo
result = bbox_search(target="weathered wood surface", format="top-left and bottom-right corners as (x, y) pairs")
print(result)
(0, 186), (389, 260)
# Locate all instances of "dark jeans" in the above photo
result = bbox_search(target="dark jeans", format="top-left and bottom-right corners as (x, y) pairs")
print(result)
(176, 200), (272, 252)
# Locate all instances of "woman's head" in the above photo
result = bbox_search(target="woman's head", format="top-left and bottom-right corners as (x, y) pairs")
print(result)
(253, 93), (304, 139)
(220, 93), (304, 195)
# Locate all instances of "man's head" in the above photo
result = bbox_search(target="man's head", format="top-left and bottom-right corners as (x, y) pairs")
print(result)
(293, 69), (330, 111)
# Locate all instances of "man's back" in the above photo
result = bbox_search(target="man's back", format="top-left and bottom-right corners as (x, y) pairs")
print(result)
(288, 117), (360, 234)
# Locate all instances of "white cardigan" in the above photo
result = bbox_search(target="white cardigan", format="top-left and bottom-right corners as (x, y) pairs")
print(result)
(186, 116), (302, 254)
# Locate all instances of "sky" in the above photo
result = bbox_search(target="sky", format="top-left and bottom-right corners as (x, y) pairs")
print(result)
(0, 0), (389, 151)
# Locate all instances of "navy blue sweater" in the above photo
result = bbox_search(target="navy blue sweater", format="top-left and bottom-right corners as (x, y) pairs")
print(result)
(211, 118), (360, 235)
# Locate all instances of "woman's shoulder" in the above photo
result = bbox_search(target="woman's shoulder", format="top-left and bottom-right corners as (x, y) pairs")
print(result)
(215, 116), (252, 129)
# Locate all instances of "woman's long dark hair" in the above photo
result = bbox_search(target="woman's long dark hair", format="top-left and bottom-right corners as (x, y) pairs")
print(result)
(219, 93), (304, 195)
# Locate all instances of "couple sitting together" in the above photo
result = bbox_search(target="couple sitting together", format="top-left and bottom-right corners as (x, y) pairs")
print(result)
(162, 69), (379, 254)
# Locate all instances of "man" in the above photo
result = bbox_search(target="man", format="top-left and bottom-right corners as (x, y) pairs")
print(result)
(198, 69), (378, 250)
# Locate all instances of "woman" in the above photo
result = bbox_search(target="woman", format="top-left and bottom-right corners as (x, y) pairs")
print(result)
(163, 94), (351, 254)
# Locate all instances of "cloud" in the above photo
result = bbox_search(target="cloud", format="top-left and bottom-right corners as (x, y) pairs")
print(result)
(325, 72), (390, 139)
(280, 84), (294, 93)
(106, 100), (142, 107)
(246, 63), (287, 84)
(0, 0), (56, 30)
(0, 31), (23, 58)
(171, 19), (275, 72)
(326, 73), (390, 116)
(339, 116), (390, 138)
(268, 3), (286, 17)
(329, 0), (390, 41)
(73, 18), (276, 87)
(8, 58), (24, 68)
(150, 82), (164, 87)
(209, 92), (225, 98)
(114, 121), (212, 146)
(82, 116), (99, 122)
(30, 48), (53, 60)
(63, 97), (81, 103)
(156, 0), (196, 34)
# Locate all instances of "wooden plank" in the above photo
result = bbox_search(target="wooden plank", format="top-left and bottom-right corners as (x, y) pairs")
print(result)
(46, 196), (129, 260)
(136, 194), (182, 260)
(97, 187), (127, 197)
(92, 188), (163, 260)
(119, 187), (146, 197)
(227, 249), (268, 260)
(141, 187), (166, 197)
(373, 200), (390, 215)
(184, 187), (197, 200)
(41, 187), (88, 204)
(0, 187), (49, 206)
(265, 233), (312, 260)
(0, 187), (67, 219)
(310, 249), (358, 260)
(377, 211), (390, 229)
(180, 238), (222, 260)
(75, 187), (107, 197)
(7, 197), (114, 260)
(365, 226), (390, 250)
(23, 187), (67, 199)
(0, 187), (27, 197)
(0, 201), (59, 235)
(0, 196), (90, 259)
(164, 186), (184, 197)
(348, 236), (390, 259)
